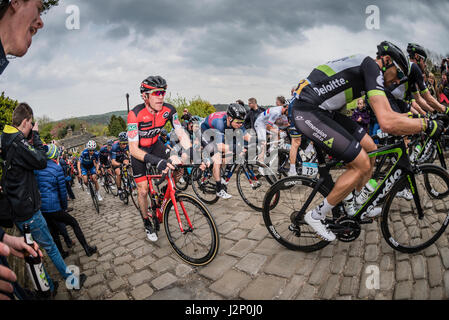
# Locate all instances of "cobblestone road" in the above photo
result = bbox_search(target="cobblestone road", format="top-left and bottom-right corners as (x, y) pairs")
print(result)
(45, 176), (449, 300)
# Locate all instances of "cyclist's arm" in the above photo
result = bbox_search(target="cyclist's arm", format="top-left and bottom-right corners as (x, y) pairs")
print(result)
(111, 159), (121, 167)
(413, 91), (435, 113)
(420, 90), (446, 113)
(370, 95), (423, 135)
(410, 100), (426, 115)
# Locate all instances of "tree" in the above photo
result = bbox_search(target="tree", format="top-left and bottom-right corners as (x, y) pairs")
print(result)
(108, 115), (126, 137)
(0, 92), (18, 132)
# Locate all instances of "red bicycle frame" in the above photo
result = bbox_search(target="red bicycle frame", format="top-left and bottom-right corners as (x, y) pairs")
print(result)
(146, 168), (194, 233)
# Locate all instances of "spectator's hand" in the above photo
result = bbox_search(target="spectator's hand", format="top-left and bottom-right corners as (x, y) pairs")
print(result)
(2, 234), (42, 259)
(32, 122), (39, 132)
(0, 243), (17, 300)
(357, 116), (362, 122)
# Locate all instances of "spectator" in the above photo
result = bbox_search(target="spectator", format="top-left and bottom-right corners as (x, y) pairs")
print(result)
(244, 98), (265, 131)
(438, 72), (449, 105)
(59, 153), (75, 201)
(1, 103), (87, 295)
(35, 144), (97, 259)
(427, 72), (437, 98)
(351, 98), (370, 132)
(180, 108), (192, 124)
(0, 0), (45, 300)
(441, 58), (449, 75)
(236, 99), (245, 107)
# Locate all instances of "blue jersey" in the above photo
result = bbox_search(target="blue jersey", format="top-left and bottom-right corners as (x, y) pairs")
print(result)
(111, 142), (129, 162)
(99, 145), (111, 159)
(79, 149), (99, 168)
(201, 112), (246, 144)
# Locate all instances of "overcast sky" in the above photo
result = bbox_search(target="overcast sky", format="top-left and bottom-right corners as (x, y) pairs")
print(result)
(1, 0), (449, 120)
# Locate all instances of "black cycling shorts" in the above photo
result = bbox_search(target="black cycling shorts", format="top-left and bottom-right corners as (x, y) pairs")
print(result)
(291, 101), (365, 163)
(131, 140), (170, 183)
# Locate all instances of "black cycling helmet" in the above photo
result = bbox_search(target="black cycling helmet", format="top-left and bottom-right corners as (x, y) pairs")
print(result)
(140, 75), (167, 94)
(118, 132), (128, 143)
(377, 41), (410, 76)
(107, 139), (113, 146)
(227, 103), (247, 121)
(160, 128), (168, 136)
(407, 43), (428, 60)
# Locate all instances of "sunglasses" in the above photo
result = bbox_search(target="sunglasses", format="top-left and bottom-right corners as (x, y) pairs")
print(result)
(147, 89), (166, 97)
(232, 119), (244, 124)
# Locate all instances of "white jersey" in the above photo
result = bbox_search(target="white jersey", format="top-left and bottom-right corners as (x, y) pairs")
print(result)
(255, 106), (284, 126)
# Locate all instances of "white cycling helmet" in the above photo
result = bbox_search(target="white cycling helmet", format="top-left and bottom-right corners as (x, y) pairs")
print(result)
(86, 140), (97, 150)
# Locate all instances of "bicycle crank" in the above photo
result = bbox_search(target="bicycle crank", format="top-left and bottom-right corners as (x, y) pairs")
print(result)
(331, 218), (361, 242)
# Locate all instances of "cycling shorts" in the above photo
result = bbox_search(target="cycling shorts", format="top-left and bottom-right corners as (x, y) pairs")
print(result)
(287, 125), (302, 138)
(81, 165), (96, 176)
(291, 100), (365, 163)
(131, 140), (170, 183)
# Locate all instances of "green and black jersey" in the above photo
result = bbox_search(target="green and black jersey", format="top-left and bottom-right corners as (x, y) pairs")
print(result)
(293, 54), (386, 111)
(389, 62), (428, 102)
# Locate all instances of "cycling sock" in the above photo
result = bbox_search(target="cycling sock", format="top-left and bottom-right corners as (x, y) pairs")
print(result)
(311, 198), (334, 220)
(289, 164), (296, 173)
(215, 181), (222, 192)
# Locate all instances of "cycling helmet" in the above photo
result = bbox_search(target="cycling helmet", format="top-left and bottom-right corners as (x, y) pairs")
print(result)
(118, 132), (128, 143)
(160, 129), (168, 136)
(86, 140), (96, 150)
(376, 41), (410, 76)
(407, 43), (428, 60)
(140, 75), (167, 94)
(227, 103), (247, 121)
(107, 139), (114, 146)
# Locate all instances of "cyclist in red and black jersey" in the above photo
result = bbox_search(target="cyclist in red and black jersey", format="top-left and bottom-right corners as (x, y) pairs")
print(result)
(127, 75), (191, 242)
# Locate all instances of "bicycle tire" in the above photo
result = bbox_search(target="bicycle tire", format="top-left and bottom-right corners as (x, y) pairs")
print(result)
(107, 172), (119, 196)
(236, 162), (278, 212)
(262, 176), (331, 252)
(89, 181), (100, 214)
(381, 164), (449, 253)
(163, 193), (219, 266)
(121, 176), (129, 205)
(175, 172), (190, 191)
(191, 167), (219, 204)
(127, 176), (139, 210)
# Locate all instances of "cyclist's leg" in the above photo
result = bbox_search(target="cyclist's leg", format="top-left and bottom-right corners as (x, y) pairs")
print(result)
(91, 167), (99, 191)
(114, 166), (121, 189)
(81, 166), (88, 185)
(288, 126), (302, 174)
(254, 120), (267, 162)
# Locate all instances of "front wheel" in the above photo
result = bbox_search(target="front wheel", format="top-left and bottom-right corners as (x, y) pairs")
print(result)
(381, 164), (449, 253)
(191, 167), (219, 204)
(89, 181), (100, 214)
(164, 193), (219, 266)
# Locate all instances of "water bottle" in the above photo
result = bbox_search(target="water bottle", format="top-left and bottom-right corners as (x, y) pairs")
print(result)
(23, 224), (51, 294)
(356, 179), (378, 207)
(410, 144), (422, 162)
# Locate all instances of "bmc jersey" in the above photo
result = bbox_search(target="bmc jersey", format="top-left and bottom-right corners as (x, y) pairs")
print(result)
(111, 142), (129, 162)
(127, 103), (182, 149)
(293, 54), (385, 111)
(255, 106), (285, 126)
(79, 149), (99, 168)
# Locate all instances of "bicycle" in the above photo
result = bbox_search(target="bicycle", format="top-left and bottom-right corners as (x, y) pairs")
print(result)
(142, 164), (219, 266)
(85, 171), (100, 214)
(118, 163), (139, 210)
(262, 137), (449, 253)
(101, 163), (118, 196)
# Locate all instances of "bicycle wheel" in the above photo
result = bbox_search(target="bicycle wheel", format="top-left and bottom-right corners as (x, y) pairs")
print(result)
(107, 172), (118, 196)
(236, 162), (278, 212)
(381, 164), (449, 253)
(175, 172), (190, 191)
(127, 176), (139, 210)
(121, 176), (129, 205)
(89, 181), (100, 214)
(163, 193), (219, 266)
(191, 167), (219, 204)
(262, 176), (331, 252)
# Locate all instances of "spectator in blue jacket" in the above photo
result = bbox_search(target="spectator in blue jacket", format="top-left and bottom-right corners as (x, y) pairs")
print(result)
(35, 144), (97, 258)
(59, 153), (75, 201)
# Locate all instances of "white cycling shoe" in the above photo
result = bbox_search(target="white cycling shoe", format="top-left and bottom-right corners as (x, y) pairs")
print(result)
(361, 207), (382, 220)
(304, 211), (336, 242)
(216, 189), (232, 199)
(287, 170), (297, 177)
(145, 227), (158, 242)
(96, 192), (103, 202)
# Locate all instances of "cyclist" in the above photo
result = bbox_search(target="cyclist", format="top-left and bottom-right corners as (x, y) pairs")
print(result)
(127, 75), (190, 242)
(405, 43), (448, 114)
(254, 103), (289, 166)
(201, 103), (250, 199)
(77, 140), (103, 201)
(111, 132), (130, 199)
(290, 41), (443, 241)
(98, 139), (113, 184)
